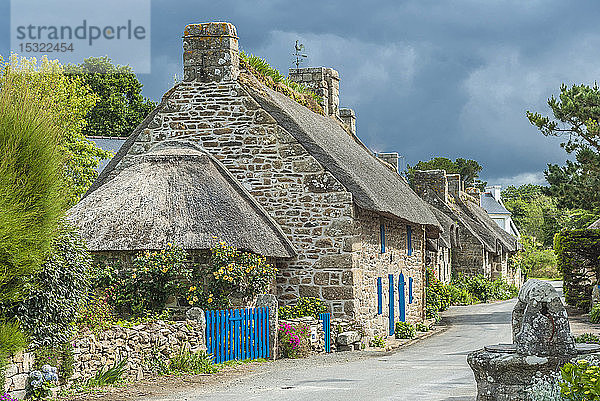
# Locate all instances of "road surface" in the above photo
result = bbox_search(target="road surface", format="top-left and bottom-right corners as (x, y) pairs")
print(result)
(150, 297), (517, 401)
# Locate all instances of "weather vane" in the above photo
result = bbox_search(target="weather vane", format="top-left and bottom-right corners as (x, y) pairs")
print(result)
(293, 40), (307, 69)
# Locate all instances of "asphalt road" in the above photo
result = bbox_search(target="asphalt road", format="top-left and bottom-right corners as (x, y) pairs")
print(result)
(151, 297), (517, 401)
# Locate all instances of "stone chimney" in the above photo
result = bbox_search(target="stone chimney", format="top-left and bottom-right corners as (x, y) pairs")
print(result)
(288, 67), (340, 119)
(340, 108), (356, 136)
(413, 170), (449, 207)
(376, 152), (399, 172)
(486, 185), (502, 202)
(183, 22), (240, 82)
(447, 174), (463, 198)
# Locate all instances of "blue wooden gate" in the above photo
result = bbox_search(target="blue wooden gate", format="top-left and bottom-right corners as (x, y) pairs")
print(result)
(320, 312), (331, 353)
(205, 307), (270, 364)
(398, 273), (406, 322)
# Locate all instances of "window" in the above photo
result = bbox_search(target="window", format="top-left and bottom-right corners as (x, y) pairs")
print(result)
(380, 223), (386, 253)
(407, 225), (412, 256)
(377, 277), (383, 314)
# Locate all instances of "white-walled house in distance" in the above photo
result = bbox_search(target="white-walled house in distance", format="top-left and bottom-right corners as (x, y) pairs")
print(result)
(480, 186), (520, 237)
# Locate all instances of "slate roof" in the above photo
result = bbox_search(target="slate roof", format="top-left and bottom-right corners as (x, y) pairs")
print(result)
(69, 141), (296, 258)
(480, 192), (511, 215)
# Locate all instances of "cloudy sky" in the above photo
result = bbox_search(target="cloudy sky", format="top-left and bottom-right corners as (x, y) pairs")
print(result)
(1, 0), (597, 186)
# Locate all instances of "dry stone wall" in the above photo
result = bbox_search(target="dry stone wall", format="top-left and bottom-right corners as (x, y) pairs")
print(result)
(3, 352), (34, 399)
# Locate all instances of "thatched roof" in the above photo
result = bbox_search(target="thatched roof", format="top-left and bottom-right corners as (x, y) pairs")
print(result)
(68, 141), (296, 258)
(240, 73), (441, 234)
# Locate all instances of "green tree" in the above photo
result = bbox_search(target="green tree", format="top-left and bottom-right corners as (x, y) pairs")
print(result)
(0, 55), (111, 204)
(408, 157), (487, 190)
(64, 56), (156, 138)
(527, 83), (600, 211)
(0, 73), (68, 372)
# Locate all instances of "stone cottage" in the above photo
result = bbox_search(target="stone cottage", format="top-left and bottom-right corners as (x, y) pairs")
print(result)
(76, 22), (442, 338)
(413, 170), (521, 285)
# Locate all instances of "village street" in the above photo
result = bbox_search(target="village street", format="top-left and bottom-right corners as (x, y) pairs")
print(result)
(148, 296), (519, 401)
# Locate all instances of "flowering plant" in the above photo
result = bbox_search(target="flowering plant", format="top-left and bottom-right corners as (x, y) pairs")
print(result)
(206, 240), (277, 306)
(1, 393), (19, 401)
(278, 322), (310, 358)
(26, 365), (58, 400)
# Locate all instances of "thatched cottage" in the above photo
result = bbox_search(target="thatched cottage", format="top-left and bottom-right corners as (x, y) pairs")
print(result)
(413, 170), (521, 286)
(69, 140), (296, 264)
(73, 22), (443, 337)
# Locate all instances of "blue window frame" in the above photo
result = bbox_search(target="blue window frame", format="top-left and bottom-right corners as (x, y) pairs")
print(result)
(407, 225), (412, 256)
(380, 223), (386, 253)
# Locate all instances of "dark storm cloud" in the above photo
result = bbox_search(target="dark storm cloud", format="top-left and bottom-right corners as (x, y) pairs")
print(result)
(2, 0), (599, 185)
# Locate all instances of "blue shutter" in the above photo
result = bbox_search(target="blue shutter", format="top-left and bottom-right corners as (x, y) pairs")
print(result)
(409, 277), (413, 304)
(380, 223), (386, 253)
(398, 273), (406, 322)
(377, 277), (383, 314)
(407, 225), (412, 256)
(388, 274), (395, 336)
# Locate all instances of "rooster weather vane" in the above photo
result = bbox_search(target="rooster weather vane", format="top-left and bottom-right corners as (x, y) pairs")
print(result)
(293, 40), (307, 69)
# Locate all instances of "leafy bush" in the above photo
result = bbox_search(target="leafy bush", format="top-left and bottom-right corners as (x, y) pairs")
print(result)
(94, 244), (191, 316)
(9, 225), (91, 347)
(415, 323), (430, 332)
(33, 343), (74, 383)
(279, 297), (328, 319)
(394, 322), (416, 339)
(369, 335), (386, 348)
(590, 304), (600, 324)
(425, 268), (454, 320)
(86, 358), (127, 387)
(452, 274), (518, 303)
(576, 333), (600, 344)
(560, 360), (600, 400)
(447, 285), (474, 305)
(165, 347), (217, 375)
(76, 291), (114, 333)
(278, 322), (311, 358)
(26, 365), (58, 400)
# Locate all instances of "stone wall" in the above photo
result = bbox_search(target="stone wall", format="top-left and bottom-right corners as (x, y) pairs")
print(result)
(452, 229), (486, 277)
(352, 208), (426, 338)
(428, 245), (451, 283)
(3, 352), (35, 399)
(412, 170), (449, 209)
(72, 319), (206, 382)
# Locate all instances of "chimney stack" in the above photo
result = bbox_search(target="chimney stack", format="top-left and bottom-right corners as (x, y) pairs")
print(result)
(376, 152), (399, 173)
(183, 22), (239, 82)
(340, 108), (356, 136)
(289, 67), (340, 119)
(413, 170), (449, 207)
(446, 174), (463, 198)
(485, 185), (502, 202)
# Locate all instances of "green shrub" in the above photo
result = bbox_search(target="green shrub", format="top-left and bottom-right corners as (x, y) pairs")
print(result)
(560, 360), (600, 400)
(76, 291), (115, 333)
(279, 297), (328, 319)
(369, 335), (386, 348)
(278, 322), (311, 358)
(447, 285), (474, 305)
(452, 274), (517, 303)
(590, 304), (600, 324)
(86, 358), (127, 387)
(575, 333), (600, 344)
(394, 322), (416, 339)
(415, 323), (429, 332)
(9, 225), (91, 346)
(33, 343), (74, 383)
(165, 347), (217, 375)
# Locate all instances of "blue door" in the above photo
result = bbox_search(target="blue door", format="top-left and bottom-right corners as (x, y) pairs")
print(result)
(388, 274), (394, 336)
(398, 273), (406, 322)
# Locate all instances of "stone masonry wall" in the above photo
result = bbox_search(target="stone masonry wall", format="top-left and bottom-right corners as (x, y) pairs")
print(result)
(353, 208), (426, 338)
(288, 67), (340, 119)
(428, 245), (451, 283)
(452, 228), (486, 277)
(3, 352), (34, 399)
(102, 79), (357, 318)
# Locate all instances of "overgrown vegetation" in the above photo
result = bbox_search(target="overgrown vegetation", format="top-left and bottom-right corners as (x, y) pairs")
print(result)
(590, 304), (600, 324)
(394, 322), (416, 339)
(575, 333), (600, 344)
(560, 360), (600, 400)
(369, 335), (386, 348)
(162, 347), (217, 375)
(278, 322), (311, 358)
(239, 51), (324, 116)
(279, 297), (328, 320)
(33, 343), (75, 384)
(86, 358), (127, 387)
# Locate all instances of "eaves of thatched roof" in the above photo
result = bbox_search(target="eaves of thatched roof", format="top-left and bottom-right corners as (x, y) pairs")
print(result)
(68, 141), (296, 258)
(240, 73), (441, 234)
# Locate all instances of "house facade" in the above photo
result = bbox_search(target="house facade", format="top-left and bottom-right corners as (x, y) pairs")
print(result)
(480, 186), (520, 237)
(413, 170), (522, 286)
(78, 22), (442, 338)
